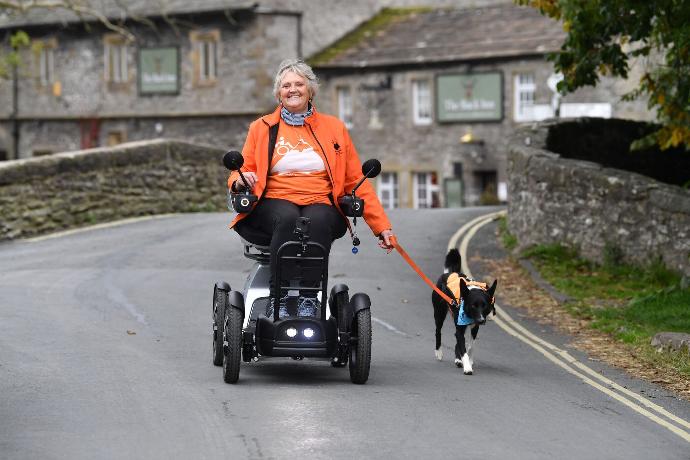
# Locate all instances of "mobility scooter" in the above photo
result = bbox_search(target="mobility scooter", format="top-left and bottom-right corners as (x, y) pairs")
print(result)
(212, 151), (381, 384)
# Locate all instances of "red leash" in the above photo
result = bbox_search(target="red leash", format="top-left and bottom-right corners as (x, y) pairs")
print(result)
(390, 237), (457, 313)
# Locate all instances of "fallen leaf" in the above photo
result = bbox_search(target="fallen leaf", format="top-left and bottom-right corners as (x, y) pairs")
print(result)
(127, 330), (136, 335)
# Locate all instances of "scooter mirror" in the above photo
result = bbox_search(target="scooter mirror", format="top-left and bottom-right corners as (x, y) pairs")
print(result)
(361, 159), (381, 179)
(223, 150), (244, 171)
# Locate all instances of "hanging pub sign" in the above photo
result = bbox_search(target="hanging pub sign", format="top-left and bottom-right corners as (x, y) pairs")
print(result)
(436, 72), (502, 122)
(138, 47), (179, 95)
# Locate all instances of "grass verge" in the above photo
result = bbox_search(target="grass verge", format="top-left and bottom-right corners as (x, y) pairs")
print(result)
(498, 217), (690, 378)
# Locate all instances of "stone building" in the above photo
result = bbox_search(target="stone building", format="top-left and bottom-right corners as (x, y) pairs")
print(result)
(0, 2), (301, 161)
(311, 5), (654, 207)
(0, 0), (508, 162)
(0, 1), (653, 208)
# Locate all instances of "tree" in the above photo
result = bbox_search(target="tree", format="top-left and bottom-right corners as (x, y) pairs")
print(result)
(517, 0), (690, 150)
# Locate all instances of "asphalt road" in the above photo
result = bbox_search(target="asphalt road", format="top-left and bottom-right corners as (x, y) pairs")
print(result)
(1, 208), (689, 459)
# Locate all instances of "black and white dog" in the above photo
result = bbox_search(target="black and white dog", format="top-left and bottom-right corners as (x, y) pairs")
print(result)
(432, 249), (497, 375)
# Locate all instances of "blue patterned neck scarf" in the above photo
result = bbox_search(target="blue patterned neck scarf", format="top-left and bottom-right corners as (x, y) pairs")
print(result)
(456, 299), (474, 326)
(280, 104), (313, 126)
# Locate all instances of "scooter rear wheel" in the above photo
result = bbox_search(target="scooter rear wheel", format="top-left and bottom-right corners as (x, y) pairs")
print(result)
(349, 309), (371, 384)
(212, 287), (227, 366)
(223, 305), (243, 383)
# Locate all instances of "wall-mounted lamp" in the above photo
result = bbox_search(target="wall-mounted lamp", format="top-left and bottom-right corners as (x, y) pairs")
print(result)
(460, 131), (483, 144)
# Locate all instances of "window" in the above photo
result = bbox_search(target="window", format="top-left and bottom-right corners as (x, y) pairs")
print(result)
(34, 39), (57, 87)
(40, 47), (55, 86)
(104, 35), (129, 84)
(413, 171), (440, 209)
(412, 79), (432, 125)
(191, 30), (220, 86)
(377, 172), (398, 209)
(106, 131), (126, 146)
(337, 86), (353, 129)
(513, 73), (536, 122)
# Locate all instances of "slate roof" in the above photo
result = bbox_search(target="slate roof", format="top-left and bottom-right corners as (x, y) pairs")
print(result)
(313, 4), (566, 69)
(0, 0), (260, 29)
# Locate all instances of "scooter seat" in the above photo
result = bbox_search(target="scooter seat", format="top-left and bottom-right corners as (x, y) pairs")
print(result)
(241, 238), (271, 263)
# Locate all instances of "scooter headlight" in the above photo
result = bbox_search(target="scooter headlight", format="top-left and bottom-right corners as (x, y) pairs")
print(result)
(303, 328), (314, 339)
(286, 327), (298, 338)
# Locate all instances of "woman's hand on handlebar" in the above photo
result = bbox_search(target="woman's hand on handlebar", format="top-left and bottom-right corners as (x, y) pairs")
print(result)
(234, 172), (258, 191)
(378, 229), (395, 253)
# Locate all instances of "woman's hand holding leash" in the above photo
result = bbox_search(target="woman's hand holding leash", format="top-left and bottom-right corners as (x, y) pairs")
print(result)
(379, 229), (395, 253)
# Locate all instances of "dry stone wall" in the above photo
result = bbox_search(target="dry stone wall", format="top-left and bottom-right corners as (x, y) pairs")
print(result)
(507, 122), (690, 278)
(0, 139), (228, 240)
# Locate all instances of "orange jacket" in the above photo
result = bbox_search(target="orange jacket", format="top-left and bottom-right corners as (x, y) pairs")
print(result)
(228, 106), (392, 236)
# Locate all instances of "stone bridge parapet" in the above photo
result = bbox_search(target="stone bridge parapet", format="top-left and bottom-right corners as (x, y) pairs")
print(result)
(507, 122), (690, 278)
(0, 139), (227, 240)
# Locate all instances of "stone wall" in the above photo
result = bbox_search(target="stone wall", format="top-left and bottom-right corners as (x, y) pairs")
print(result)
(507, 122), (690, 277)
(0, 139), (227, 240)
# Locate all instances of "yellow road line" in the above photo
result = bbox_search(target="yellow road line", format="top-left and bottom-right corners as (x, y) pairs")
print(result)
(455, 211), (690, 443)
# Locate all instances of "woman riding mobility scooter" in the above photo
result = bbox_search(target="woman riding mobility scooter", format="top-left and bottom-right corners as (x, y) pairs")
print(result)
(212, 151), (382, 384)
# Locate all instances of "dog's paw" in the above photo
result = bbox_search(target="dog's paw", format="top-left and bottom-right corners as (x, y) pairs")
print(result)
(435, 348), (443, 361)
(462, 354), (473, 375)
(454, 358), (462, 368)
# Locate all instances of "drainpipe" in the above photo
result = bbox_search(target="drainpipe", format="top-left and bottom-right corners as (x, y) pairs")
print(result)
(11, 61), (19, 159)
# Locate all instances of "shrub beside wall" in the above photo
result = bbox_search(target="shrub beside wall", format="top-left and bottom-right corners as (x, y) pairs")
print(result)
(0, 139), (228, 240)
(508, 121), (690, 278)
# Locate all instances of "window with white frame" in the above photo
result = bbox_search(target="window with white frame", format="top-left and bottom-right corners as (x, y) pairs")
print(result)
(377, 172), (398, 209)
(197, 39), (217, 82)
(513, 72), (536, 122)
(104, 36), (128, 84)
(412, 79), (432, 125)
(36, 40), (56, 86)
(337, 86), (353, 129)
(191, 30), (219, 86)
(413, 171), (440, 209)
(103, 39), (129, 85)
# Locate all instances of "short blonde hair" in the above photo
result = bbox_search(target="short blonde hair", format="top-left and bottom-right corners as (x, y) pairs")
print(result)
(273, 59), (319, 102)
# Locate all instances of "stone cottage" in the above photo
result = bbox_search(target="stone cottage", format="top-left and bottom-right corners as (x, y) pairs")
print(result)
(311, 4), (653, 207)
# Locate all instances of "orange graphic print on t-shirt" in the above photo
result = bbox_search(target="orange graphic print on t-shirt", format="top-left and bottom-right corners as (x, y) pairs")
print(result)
(264, 123), (332, 206)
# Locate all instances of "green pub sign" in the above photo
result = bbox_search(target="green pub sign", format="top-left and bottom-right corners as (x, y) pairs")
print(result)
(139, 47), (179, 95)
(436, 73), (502, 122)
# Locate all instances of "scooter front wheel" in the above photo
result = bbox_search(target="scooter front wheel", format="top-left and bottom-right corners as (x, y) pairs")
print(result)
(212, 287), (227, 366)
(349, 308), (371, 384)
(223, 305), (243, 384)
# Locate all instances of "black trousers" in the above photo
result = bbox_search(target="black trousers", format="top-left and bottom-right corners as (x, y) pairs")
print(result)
(234, 198), (348, 292)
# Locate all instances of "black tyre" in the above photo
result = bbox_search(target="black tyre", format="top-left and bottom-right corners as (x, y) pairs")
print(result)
(349, 309), (371, 384)
(223, 305), (243, 384)
(212, 287), (227, 366)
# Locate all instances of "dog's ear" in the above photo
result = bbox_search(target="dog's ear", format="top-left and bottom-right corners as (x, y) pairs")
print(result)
(460, 277), (470, 299)
(487, 279), (497, 297)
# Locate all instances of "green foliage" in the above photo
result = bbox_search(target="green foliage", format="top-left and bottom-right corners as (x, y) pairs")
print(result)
(523, 243), (680, 303)
(497, 216), (518, 250)
(0, 30), (30, 77)
(523, 242), (690, 376)
(516, 0), (690, 150)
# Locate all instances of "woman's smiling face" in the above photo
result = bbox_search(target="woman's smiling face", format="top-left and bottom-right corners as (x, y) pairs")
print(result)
(279, 71), (310, 113)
